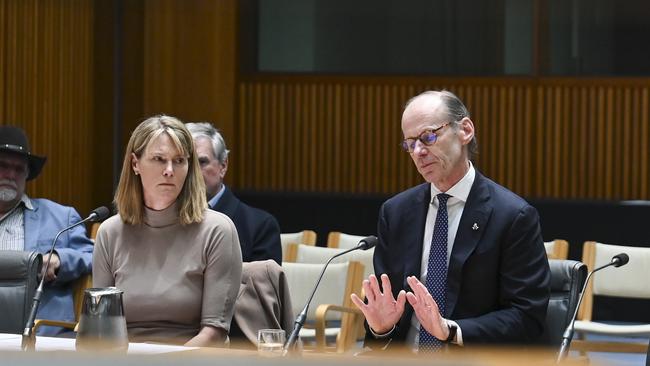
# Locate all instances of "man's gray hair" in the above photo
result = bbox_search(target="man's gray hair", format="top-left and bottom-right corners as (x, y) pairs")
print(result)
(185, 122), (230, 164)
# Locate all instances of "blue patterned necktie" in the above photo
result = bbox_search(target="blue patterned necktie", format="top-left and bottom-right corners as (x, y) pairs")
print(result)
(418, 193), (450, 352)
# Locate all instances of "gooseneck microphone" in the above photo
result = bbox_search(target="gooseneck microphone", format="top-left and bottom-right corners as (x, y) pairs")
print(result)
(21, 206), (110, 351)
(556, 253), (629, 363)
(283, 235), (378, 355)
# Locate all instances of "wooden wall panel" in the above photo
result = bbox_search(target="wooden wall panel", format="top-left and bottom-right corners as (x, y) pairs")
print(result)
(237, 77), (650, 200)
(137, 0), (237, 149)
(0, 0), (95, 215)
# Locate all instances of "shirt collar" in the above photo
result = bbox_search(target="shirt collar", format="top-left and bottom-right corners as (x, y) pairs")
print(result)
(21, 194), (34, 211)
(207, 184), (226, 208)
(430, 162), (476, 203)
(0, 194), (32, 222)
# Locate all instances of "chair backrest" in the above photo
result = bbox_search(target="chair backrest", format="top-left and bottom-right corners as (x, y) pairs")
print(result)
(281, 230), (317, 262)
(537, 259), (587, 346)
(282, 261), (363, 322)
(281, 230), (317, 246)
(72, 274), (93, 321)
(0, 251), (42, 334)
(579, 241), (650, 321)
(544, 239), (569, 260)
(90, 222), (101, 241)
(327, 232), (370, 249)
(293, 244), (375, 281)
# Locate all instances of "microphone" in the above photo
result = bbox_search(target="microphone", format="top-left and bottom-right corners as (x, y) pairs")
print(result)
(556, 252), (629, 363)
(282, 235), (378, 355)
(21, 206), (110, 351)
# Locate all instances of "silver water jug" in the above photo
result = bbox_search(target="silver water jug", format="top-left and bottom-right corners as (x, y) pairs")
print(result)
(75, 287), (129, 352)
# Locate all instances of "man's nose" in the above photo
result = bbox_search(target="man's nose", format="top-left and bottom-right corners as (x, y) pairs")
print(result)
(413, 140), (428, 155)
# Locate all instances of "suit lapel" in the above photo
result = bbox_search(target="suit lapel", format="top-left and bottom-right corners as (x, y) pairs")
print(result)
(403, 184), (431, 281)
(23, 199), (41, 252)
(446, 172), (492, 317)
(398, 184), (430, 332)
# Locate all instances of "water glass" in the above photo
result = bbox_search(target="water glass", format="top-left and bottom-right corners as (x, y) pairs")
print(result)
(257, 329), (285, 356)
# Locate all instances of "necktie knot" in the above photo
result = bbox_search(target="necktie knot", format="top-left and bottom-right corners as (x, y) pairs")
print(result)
(437, 193), (450, 206)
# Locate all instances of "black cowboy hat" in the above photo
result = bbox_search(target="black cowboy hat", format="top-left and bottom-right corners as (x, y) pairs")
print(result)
(0, 125), (47, 180)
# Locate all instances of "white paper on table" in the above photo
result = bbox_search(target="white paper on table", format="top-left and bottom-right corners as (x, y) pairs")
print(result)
(0, 333), (198, 354)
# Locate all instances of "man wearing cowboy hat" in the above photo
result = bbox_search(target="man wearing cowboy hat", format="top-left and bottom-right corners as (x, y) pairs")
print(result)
(0, 125), (93, 336)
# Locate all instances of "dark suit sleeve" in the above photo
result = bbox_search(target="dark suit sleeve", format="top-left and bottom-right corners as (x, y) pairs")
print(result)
(363, 202), (405, 348)
(456, 204), (550, 343)
(250, 213), (282, 265)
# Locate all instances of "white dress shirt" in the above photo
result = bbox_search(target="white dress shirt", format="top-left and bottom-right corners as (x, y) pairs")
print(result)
(405, 163), (476, 350)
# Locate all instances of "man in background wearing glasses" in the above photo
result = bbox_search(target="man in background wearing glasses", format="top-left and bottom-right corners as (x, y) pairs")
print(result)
(351, 90), (550, 352)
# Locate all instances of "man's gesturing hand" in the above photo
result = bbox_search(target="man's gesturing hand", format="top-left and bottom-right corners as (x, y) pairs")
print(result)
(405, 276), (449, 340)
(350, 274), (406, 335)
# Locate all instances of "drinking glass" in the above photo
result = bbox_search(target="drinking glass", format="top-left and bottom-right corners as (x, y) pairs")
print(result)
(257, 329), (285, 357)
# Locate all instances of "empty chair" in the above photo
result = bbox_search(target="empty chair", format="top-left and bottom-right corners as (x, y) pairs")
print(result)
(326, 232), (371, 249)
(537, 259), (587, 346)
(282, 261), (364, 352)
(572, 242), (650, 354)
(545, 239), (569, 260)
(292, 243), (375, 282)
(281, 230), (317, 262)
(0, 251), (42, 334)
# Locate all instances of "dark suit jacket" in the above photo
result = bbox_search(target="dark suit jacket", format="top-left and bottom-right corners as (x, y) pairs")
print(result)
(367, 171), (550, 347)
(212, 187), (282, 264)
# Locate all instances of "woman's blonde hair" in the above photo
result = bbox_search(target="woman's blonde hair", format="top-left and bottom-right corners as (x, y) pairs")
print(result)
(114, 115), (207, 225)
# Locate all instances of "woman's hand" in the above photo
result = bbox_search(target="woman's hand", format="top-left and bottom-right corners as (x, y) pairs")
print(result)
(184, 325), (227, 347)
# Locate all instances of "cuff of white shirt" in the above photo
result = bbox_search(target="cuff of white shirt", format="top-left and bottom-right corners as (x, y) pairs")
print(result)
(445, 319), (463, 346)
(369, 324), (396, 339)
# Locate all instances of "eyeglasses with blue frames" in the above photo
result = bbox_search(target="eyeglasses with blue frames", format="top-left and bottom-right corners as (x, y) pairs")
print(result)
(400, 122), (452, 153)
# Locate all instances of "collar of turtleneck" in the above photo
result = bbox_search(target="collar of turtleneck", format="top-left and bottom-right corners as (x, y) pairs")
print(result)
(144, 201), (180, 228)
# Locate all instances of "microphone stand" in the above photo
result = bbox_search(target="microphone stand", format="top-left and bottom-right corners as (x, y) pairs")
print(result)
(283, 238), (376, 355)
(556, 254), (629, 363)
(21, 208), (107, 351)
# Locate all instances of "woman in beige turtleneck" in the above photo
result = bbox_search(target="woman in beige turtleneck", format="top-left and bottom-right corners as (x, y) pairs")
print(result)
(93, 115), (242, 347)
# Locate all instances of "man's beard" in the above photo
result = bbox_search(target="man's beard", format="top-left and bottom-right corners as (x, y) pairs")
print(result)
(0, 187), (17, 202)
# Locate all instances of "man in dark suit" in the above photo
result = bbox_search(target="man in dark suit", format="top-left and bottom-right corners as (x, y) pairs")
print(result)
(351, 91), (550, 351)
(186, 122), (282, 264)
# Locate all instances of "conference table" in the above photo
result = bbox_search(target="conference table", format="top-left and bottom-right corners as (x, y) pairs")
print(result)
(0, 333), (596, 366)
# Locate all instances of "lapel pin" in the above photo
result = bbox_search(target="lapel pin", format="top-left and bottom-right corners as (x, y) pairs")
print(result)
(472, 223), (479, 231)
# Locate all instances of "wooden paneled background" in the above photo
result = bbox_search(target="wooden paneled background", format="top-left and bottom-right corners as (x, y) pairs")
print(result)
(237, 76), (650, 200)
(0, 0), (96, 214)
(1, 0), (649, 220)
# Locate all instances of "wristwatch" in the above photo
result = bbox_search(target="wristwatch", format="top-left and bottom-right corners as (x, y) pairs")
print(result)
(443, 323), (457, 343)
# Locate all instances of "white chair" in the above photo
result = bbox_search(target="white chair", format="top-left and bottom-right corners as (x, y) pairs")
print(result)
(293, 243), (375, 281)
(326, 232), (371, 249)
(282, 261), (363, 353)
(280, 230), (317, 262)
(545, 239), (569, 260)
(572, 242), (650, 354)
